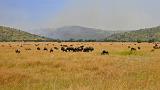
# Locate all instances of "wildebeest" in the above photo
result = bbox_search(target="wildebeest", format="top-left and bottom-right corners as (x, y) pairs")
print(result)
(61, 45), (68, 47)
(131, 48), (136, 51)
(151, 49), (155, 52)
(153, 44), (160, 49)
(76, 46), (84, 52)
(25, 48), (32, 50)
(128, 46), (131, 48)
(66, 47), (75, 52)
(128, 47), (137, 55)
(35, 44), (39, 46)
(44, 47), (48, 51)
(61, 47), (67, 52)
(83, 47), (94, 52)
(54, 47), (59, 50)
(101, 50), (109, 55)
(50, 48), (54, 53)
(37, 47), (40, 50)
(46, 43), (49, 46)
(138, 47), (141, 50)
(15, 49), (20, 54)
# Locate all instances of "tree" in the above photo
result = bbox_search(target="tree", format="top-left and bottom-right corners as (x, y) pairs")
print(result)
(148, 39), (155, 43)
(137, 39), (142, 43)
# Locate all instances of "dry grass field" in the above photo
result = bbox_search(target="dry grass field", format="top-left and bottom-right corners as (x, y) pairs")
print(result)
(0, 42), (160, 90)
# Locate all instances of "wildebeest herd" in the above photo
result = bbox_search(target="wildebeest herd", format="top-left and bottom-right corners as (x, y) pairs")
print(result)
(14, 44), (96, 54)
(0, 42), (159, 56)
(61, 46), (94, 52)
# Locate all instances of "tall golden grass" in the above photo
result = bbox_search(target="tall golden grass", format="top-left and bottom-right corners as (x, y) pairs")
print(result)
(0, 42), (160, 90)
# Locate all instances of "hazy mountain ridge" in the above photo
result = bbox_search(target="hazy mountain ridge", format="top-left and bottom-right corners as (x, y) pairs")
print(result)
(37, 26), (120, 40)
(0, 26), (49, 41)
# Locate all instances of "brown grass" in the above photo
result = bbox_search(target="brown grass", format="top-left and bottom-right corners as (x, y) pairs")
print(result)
(0, 42), (160, 90)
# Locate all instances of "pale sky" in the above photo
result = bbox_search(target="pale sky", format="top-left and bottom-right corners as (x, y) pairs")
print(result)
(0, 0), (160, 31)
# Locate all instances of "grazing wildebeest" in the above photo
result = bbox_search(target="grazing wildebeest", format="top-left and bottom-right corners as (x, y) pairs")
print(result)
(50, 48), (54, 53)
(54, 47), (58, 50)
(35, 44), (39, 46)
(129, 47), (137, 55)
(25, 48), (31, 50)
(62, 45), (68, 47)
(131, 48), (136, 51)
(76, 46), (84, 52)
(101, 50), (109, 55)
(37, 47), (40, 50)
(46, 43), (49, 46)
(83, 47), (94, 52)
(44, 47), (48, 51)
(66, 47), (75, 52)
(15, 49), (20, 54)
(153, 44), (160, 49)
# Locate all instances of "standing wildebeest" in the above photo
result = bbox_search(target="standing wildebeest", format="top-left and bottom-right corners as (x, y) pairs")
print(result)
(76, 46), (84, 52)
(61, 47), (67, 52)
(15, 49), (20, 54)
(50, 48), (54, 53)
(138, 47), (141, 50)
(128, 46), (131, 48)
(101, 50), (109, 55)
(151, 49), (155, 52)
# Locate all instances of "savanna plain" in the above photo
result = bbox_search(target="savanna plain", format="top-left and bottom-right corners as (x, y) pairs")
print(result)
(0, 42), (160, 90)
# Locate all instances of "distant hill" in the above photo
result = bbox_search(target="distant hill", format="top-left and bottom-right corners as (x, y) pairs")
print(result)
(0, 26), (49, 41)
(106, 26), (160, 42)
(36, 26), (119, 40)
